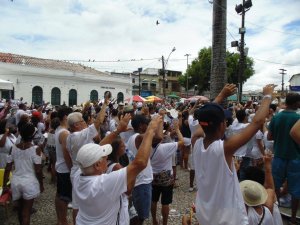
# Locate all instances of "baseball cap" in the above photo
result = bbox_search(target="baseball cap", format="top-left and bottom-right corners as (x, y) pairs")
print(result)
(76, 143), (112, 168)
(194, 103), (225, 127)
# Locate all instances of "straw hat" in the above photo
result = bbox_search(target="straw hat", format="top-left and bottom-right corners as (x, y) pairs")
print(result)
(240, 180), (268, 206)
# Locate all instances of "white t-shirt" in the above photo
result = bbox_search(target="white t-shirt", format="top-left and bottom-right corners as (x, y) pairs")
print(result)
(109, 117), (118, 132)
(15, 109), (26, 125)
(0, 134), (17, 168)
(106, 162), (129, 225)
(55, 126), (70, 173)
(151, 142), (178, 174)
(193, 138), (248, 225)
(247, 206), (274, 225)
(227, 123), (253, 157)
(127, 133), (153, 186)
(120, 120), (135, 144)
(74, 168), (127, 225)
(188, 115), (199, 136)
(67, 124), (98, 178)
(249, 130), (264, 159)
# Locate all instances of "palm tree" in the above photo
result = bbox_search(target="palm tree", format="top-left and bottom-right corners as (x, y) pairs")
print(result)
(210, 0), (227, 100)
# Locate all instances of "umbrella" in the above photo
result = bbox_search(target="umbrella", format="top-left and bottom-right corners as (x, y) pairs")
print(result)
(125, 95), (146, 103)
(145, 95), (163, 103)
(167, 94), (180, 99)
(187, 95), (209, 102)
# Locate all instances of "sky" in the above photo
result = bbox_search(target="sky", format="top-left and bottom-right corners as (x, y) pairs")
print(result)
(1, 0), (300, 92)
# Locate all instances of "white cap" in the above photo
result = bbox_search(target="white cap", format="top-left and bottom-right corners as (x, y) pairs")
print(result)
(137, 102), (143, 108)
(76, 143), (112, 168)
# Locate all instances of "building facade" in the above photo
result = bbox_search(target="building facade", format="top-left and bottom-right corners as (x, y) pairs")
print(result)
(0, 53), (132, 106)
(131, 68), (182, 97)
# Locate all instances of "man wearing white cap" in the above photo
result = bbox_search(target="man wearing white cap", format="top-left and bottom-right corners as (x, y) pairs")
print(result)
(73, 116), (162, 225)
(66, 98), (108, 223)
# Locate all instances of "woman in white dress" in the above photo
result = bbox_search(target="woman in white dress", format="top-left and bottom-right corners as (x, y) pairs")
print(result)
(0, 119), (17, 169)
(3, 122), (44, 225)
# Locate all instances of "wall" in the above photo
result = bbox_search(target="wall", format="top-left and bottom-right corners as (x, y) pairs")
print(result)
(0, 62), (132, 105)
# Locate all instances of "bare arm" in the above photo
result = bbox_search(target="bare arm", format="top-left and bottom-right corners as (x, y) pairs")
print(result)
(173, 120), (184, 149)
(213, 84), (237, 104)
(224, 84), (275, 165)
(100, 114), (131, 145)
(263, 153), (276, 213)
(126, 116), (162, 193)
(59, 130), (72, 170)
(94, 98), (109, 131)
(191, 124), (205, 147)
(290, 119), (300, 145)
(0, 129), (9, 147)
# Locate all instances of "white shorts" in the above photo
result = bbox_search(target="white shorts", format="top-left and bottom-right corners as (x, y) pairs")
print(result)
(11, 178), (40, 201)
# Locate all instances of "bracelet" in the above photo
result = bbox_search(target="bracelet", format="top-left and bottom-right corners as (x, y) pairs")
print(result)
(263, 94), (272, 99)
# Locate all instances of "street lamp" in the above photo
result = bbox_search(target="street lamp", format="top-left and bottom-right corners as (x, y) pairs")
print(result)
(234, 0), (252, 103)
(161, 47), (176, 98)
(184, 53), (191, 97)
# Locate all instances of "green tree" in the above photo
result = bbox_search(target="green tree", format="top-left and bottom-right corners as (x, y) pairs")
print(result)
(179, 47), (255, 95)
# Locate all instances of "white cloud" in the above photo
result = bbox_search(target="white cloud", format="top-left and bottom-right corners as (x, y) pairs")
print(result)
(0, 0), (299, 90)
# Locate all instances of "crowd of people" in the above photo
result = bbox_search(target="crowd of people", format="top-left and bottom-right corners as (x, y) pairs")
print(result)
(0, 83), (299, 225)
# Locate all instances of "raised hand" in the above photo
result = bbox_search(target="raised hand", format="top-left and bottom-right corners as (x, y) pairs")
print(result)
(220, 84), (237, 98)
(117, 113), (131, 133)
(262, 84), (275, 96)
(147, 116), (162, 133)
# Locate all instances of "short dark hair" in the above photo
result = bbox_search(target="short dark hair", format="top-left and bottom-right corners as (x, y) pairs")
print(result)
(131, 115), (150, 132)
(236, 109), (247, 123)
(269, 104), (277, 112)
(19, 122), (36, 142)
(57, 106), (73, 121)
(286, 93), (300, 109)
(244, 166), (265, 185)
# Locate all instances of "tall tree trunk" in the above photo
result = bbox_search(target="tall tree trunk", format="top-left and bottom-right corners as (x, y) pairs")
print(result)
(210, 0), (227, 100)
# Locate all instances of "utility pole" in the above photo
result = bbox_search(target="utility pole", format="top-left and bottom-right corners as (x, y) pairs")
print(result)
(238, 0), (246, 103)
(161, 56), (166, 98)
(138, 67), (142, 96)
(184, 54), (191, 97)
(279, 68), (287, 97)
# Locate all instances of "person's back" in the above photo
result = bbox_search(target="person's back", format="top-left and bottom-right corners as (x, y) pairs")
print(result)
(193, 138), (248, 225)
(10, 145), (40, 180)
(74, 167), (127, 225)
(55, 126), (70, 173)
(269, 110), (300, 159)
(191, 84), (275, 225)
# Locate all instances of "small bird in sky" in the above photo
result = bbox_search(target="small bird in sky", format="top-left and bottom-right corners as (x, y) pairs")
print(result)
(156, 20), (160, 25)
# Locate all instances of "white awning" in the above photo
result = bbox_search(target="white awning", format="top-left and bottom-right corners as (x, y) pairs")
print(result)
(0, 79), (13, 90)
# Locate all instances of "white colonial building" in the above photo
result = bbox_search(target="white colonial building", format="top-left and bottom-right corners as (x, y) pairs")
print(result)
(0, 53), (132, 106)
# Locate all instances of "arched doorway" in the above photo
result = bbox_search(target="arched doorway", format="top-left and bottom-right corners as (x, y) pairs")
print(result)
(69, 89), (77, 106)
(117, 92), (124, 103)
(32, 86), (43, 105)
(90, 90), (98, 101)
(51, 87), (61, 105)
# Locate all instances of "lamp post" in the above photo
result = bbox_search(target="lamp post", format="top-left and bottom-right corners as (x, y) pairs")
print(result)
(184, 53), (191, 97)
(138, 67), (143, 96)
(234, 0), (252, 103)
(161, 47), (176, 98)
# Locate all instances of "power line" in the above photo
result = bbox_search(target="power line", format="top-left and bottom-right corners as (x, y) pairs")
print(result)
(211, 0), (300, 37)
